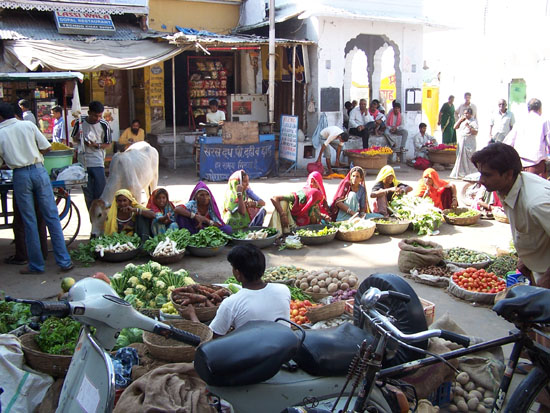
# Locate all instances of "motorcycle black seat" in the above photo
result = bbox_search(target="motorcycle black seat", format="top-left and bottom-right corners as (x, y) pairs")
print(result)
(493, 285), (550, 324)
(194, 320), (301, 387)
(292, 323), (373, 376)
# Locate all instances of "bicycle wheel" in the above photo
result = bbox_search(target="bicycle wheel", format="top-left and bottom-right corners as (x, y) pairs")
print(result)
(504, 367), (550, 412)
(49, 195), (81, 248)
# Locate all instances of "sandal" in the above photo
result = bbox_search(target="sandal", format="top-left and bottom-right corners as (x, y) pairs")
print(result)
(4, 255), (28, 265)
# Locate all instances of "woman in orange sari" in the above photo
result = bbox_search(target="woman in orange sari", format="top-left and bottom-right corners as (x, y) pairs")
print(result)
(413, 168), (458, 210)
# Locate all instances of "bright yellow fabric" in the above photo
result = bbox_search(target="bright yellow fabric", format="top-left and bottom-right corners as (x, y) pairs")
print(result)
(104, 189), (146, 235)
(118, 127), (145, 146)
(375, 165), (400, 186)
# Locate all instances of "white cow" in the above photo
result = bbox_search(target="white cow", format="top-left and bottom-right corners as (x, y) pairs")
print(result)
(89, 141), (159, 237)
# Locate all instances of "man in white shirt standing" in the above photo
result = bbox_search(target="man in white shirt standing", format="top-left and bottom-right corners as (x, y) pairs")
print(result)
(0, 102), (73, 274)
(348, 98), (375, 148)
(384, 101), (408, 153)
(489, 99), (515, 143)
(178, 244), (290, 337)
(18, 99), (37, 125)
(315, 126), (349, 175)
(206, 99), (226, 125)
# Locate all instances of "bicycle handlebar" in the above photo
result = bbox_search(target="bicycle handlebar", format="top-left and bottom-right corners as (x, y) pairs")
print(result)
(439, 330), (471, 347)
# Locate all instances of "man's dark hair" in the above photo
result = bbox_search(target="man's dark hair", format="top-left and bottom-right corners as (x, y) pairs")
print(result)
(339, 131), (349, 142)
(464, 92), (471, 98)
(393, 102), (401, 109)
(209, 99), (219, 107)
(419, 122), (427, 129)
(227, 244), (266, 282)
(528, 98), (542, 113)
(344, 101), (352, 110)
(0, 102), (16, 120)
(131, 119), (141, 125)
(12, 103), (23, 119)
(18, 99), (31, 109)
(471, 143), (522, 179)
(449, 95), (454, 100)
(371, 99), (380, 106)
(465, 108), (473, 115)
(52, 105), (63, 114)
(88, 101), (104, 114)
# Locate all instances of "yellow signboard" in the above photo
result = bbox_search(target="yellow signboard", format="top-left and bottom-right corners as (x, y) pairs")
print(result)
(379, 74), (397, 109)
(144, 64), (165, 133)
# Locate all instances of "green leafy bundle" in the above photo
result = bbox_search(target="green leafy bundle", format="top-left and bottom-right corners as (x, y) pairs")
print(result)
(36, 317), (82, 355)
(188, 226), (231, 247)
(232, 227), (278, 239)
(113, 328), (143, 350)
(70, 233), (141, 266)
(143, 228), (191, 253)
(389, 195), (443, 235)
(0, 301), (32, 334)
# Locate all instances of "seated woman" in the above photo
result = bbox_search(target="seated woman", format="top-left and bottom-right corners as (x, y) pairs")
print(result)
(270, 187), (326, 234)
(413, 168), (458, 210)
(175, 181), (232, 234)
(306, 171), (330, 216)
(330, 166), (382, 221)
(371, 166), (413, 216)
(223, 170), (266, 230)
(104, 189), (156, 242)
(471, 183), (503, 218)
(147, 188), (179, 236)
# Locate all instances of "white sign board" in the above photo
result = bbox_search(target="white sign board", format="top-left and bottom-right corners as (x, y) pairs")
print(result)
(54, 11), (115, 35)
(279, 114), (298, 163)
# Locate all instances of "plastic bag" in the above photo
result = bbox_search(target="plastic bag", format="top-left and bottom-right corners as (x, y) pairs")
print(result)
(55, 163), (86, 181)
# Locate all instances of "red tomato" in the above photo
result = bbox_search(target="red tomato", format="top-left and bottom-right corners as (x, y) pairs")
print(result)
(303, 300), (312, 307)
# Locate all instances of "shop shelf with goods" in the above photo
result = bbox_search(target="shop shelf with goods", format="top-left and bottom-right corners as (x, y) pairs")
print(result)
(187, 56), (234, 129)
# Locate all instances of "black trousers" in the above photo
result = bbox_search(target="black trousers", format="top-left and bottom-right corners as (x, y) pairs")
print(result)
(349, 122), (375, 148)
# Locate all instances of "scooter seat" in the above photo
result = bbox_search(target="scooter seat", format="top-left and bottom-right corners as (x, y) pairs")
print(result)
(493, 285), (550, 324)
(293, 323), (373, 376)
(194, 320), (301, 387)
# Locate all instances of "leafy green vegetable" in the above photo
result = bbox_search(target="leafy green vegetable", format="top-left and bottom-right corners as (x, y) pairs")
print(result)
(224, 276), (241, 285)
(188, 226), (231, 247)
(0, 300), (32, 334)
(295, 226), (337, 237)
(232, 227), (278, 239)
(36, 317), (82, 355)
(389, 195), (443, 235)
(447, 210), (479, 218)
(71, 233), (141, 265)
(287, 286), (313, 301)
(143, 228), (191, 252)
(113, 328), (143, 350)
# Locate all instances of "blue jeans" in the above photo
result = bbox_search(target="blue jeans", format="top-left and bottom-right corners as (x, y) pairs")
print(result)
(83, 166), (106, 209)
(13, 164), (72, 271)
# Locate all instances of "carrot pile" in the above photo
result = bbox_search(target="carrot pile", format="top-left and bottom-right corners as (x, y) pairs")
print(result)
(171, 285), (231, 308)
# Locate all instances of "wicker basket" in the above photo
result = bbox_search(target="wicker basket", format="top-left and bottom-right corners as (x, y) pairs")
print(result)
(306, 301), (346, 323)
(170, 284), (230, 322)
(142, 319), (213, 362)
(493, 208), (509, 224)
(442, 208), (481, 226)
(138, 308), (160, 320)
(336, 226), (376, 242)
(308, 292), (331, 302)
(345, 152), (389, 170)
(19, 332), (72, 377)
(428, 150), (456, 165)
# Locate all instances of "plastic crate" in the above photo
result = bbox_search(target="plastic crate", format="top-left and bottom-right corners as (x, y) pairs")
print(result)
(428, 381), (452, 407)
(420, 297), (435, 326)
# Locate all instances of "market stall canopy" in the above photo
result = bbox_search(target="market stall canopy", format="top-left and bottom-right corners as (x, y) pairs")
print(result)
(0, 71), (83, 81)
(0, 0), (148, 15)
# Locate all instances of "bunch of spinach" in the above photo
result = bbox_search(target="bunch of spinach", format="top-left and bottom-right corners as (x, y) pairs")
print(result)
(188, 226), (231, 247)
(36, 317), (82, 355)
(0, 300), (32, 334)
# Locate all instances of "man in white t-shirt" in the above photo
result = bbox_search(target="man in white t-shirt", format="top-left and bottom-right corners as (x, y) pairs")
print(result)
(206, 99), (226, 125)
(315, 126), (349, 175)
(179, 244), (290, 337)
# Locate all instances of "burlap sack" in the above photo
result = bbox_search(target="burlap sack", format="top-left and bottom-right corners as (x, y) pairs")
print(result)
(398, 238), (445, 273)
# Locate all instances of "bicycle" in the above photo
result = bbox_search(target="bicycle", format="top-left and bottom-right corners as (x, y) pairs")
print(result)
(323, 279), (550, 412)
(51, 180), (83, 247)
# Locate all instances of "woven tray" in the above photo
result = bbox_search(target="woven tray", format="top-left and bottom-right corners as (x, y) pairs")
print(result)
(345, 152), (389, 170)
(142, 319), (212, 362)
(170, 284), (231, 322)
(428, 150), (456, 165)
(336, 226), (376, 242)
(308, 292), (331, 302)
(19, 332), (72, 377)
(442, 208), (481, 226)
(306, 301), (346, 323)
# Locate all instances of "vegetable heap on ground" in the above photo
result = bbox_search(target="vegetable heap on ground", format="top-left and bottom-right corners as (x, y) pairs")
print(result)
(329, 289), (357, 303)
(389, 195), (443, 235)
(347, 146), (393, 156)
(452, 268), (506, 294)
(188, 226), (231, 247)
(232, 227), (278, 240)
(486, 255), (518, 278)
(445, 247), (491, 264)
(295, 267), (358, 294)
(0, 300), (31, 334)
(295, 226), (337, 237)
(143, 228), (191, 256)
(336, 218), (376, 232)
(446, 209), (479, 218)
(109, 261), (195, 309)
(290, 299), (317, 325)
(171, 284), (231, 308)
(262, 265), (306, 283)
(224, 274), (313, 302)
(413, 265), (453, 277)
(36, 317), (82, 355)
(71, 233), (141, 265)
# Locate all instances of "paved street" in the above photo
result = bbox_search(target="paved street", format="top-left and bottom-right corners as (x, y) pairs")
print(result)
(0, 163), (517, 344)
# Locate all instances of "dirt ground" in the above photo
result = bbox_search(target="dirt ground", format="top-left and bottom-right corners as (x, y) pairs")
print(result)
(0, 163), (517, 343)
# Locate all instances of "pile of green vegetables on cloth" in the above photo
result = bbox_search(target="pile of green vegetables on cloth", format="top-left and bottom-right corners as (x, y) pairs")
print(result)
(389, 195), (443, 235)
(334, 218), (376, 232)
(224, 275), (313, 302)
(262, 266), (306, 283)
(36, 317), (82, 355)
(70, 233), (141, 265)
(232, 227), (278, 240)
(445, 247), (492, 264)
(0, 299), (32, 334)
(487, 255), (519, 278)
(143, 228), (191, 257)
(188, 226), (231, 247)
(295, 226), (337, 237)
(109, 262), (195, 309)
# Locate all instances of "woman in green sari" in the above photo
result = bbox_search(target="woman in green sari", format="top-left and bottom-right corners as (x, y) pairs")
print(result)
(223, 170), (266, 230)
(438, 95), (456, 144)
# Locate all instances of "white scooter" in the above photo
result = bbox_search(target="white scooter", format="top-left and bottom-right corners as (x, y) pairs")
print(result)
(7, 278), (200, 413)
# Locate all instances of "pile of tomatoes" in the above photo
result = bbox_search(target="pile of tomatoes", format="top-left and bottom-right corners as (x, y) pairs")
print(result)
(290, 299), (318, 325)
(451, 268), (506, 294)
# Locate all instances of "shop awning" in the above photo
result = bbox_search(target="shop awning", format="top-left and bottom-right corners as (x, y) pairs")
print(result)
(0, 0), (148, 15)
(3, 38), (185, 72)
(0, 71), (83, 81)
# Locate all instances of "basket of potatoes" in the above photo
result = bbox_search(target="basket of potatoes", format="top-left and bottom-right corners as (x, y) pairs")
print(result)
(294, 267), (359, 301)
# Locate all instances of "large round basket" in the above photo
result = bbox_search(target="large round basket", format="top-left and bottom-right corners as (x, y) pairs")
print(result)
(295, 224), (337, 245)
(142, 319), (212, 362)
(231, 226), (281, 249)
(170, 285), (231, 322)
(306, 301), (346, 323)
(336, 226), (376, 242)
(428, 150), (456, 165)
(148, 250), (185, 265)
(307, 292), (331, 302)
(345, 152), (389, 170)
(97, 248), (139, 263)
(19, 332), (72, 377)
(187, 243), (227, 257)
(373, 218), (411, 235)
(493, 208), (509, 224)
(442, 208), (481, 226)
(444, 258), (492, 269)
(138, 308), (160, 320)
(448, 277), (497, 304)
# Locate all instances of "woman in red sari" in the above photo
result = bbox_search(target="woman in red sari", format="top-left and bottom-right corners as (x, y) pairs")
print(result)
(270, 187), (325, 233)
(413, 168), (458, 209)
(305, 171), (330, 216)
